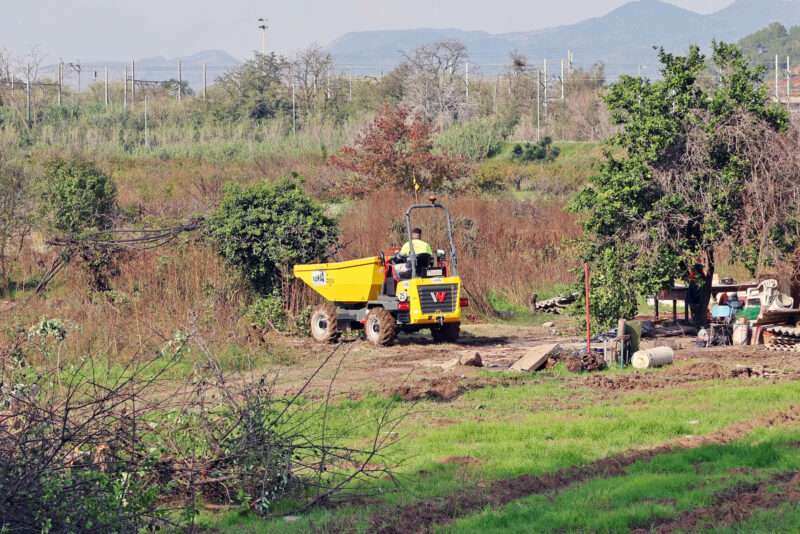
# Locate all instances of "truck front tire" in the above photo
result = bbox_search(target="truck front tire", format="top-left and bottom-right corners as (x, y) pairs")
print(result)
(365, 307), (398, 346)
(310, 302), (339, 343)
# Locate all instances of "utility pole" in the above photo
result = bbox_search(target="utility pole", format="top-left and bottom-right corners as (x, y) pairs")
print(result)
(258, 18), (269, 55)
(568, 49), (573, 72)
(57, 59), (63, 106)
(25, 62), (31, 125)
(292, 81), (296, 135)
(493, 73), (498, 112)
(144, 94), (149, 149)
(131, 59), (135, 108)
(543, 59), (548, 109)
(787, 56), (791, 102)
(537, 70), (541, 141)
(465, 61), (469, 104)
(124, 67), (128, 108)
(104, 66), (109, 107)
(177, 59), (182, 102)
(561, 59), (564, 100)
(776, 54), (779, 100)
(203, 63), (207, 101)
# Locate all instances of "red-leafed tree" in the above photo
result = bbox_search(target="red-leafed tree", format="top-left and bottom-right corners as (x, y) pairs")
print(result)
(329, 105), (470, 195)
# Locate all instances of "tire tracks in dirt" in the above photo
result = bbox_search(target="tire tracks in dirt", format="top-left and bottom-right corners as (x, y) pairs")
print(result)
(356, 406), (800, 534)
(629, 470), (800, 533)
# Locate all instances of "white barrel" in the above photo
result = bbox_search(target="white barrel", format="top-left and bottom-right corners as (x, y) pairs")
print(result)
(632, 347), (675, 369)
(732, 323), (750, 345)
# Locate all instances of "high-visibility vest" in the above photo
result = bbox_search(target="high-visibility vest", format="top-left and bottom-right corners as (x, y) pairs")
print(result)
(400, 239), (433, 256)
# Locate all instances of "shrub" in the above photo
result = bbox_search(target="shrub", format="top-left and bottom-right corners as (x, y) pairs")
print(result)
(205, 175), (338, 295)
(510, 136), (560, 162)
(468, 160), (525, 192)
(40, 156), (117, 235)
(435, 115), (515, 161)
(39, 156), (120, 291)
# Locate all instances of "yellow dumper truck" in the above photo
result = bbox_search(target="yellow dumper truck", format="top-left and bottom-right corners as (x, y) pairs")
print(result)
(294, 196), (467, 346)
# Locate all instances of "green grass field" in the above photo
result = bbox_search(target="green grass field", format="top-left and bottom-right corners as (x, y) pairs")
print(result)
(197, 361), (800, 533)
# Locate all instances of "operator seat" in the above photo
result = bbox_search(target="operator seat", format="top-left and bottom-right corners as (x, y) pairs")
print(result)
(414, 253), (432, 278)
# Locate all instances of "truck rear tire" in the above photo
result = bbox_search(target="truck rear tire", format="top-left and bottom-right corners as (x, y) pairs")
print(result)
(431, 322), (460, 343)
(310, 302), (339, 343)
(365, 307), (398, 346)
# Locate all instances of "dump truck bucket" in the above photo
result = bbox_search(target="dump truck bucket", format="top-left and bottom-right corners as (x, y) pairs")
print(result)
(294, 257), (383, 304)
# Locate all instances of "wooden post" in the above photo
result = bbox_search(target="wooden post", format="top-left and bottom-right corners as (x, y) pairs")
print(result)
(672, 300), (677, 323)
(654, 295), (659, 319)
(585, 262), (591, 354)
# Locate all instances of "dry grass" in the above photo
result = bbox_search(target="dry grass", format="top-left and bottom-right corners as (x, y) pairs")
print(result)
(339, 190), (581, 308)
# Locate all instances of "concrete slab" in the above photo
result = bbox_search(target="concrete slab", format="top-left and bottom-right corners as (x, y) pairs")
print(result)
(510, 343), (560, 372)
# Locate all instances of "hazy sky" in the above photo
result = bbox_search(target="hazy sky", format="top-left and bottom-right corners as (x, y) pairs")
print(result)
(1, 0), (735, 62)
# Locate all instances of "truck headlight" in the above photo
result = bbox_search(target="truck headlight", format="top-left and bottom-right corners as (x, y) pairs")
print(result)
(398, 291), (408, 302)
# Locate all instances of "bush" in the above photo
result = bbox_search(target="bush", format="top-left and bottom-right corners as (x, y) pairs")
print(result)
(435, 115), (516, 161)
(0, 324), (180, 532)
(468, 160), (525, 192)
(510, 136), (560, 162)
(39, 156), (120, 291)
(40, 156), (117, 234)
(205, 175), (338, 295)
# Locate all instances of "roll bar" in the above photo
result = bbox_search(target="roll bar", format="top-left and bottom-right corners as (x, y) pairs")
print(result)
(404, 196), (459, 279)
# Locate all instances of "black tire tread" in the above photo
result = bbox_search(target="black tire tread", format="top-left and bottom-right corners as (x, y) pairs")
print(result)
(310, 302), (339, 343)
(365, 307), (398, 346)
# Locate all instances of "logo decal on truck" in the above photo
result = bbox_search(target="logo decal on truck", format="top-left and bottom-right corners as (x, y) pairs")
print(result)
(311, 270), (327, 286)
(430, 291), (447, 303)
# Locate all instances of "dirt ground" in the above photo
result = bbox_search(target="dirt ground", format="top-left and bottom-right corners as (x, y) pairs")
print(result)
(273, 321), (800, 401)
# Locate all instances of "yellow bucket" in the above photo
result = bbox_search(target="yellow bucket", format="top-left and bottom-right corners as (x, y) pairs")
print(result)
(294, 257), (383, 304)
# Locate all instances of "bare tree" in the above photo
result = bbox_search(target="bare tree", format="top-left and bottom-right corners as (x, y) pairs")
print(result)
(505, 49), (538, 114)
(0, 150), (34, 286)
(286, 44), (333, 116)
(0, 47), (48, 127)
(399, 39), (470, 121)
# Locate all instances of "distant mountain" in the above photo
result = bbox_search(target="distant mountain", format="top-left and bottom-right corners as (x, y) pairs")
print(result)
(47, 50), (240, 91)
(328, 0), (800, 77)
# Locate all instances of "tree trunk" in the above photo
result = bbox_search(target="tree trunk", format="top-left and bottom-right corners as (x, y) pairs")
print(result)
(693, 251), (715, 326)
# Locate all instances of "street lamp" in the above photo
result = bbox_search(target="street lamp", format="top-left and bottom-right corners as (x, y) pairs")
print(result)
(258, 18), (269, 55)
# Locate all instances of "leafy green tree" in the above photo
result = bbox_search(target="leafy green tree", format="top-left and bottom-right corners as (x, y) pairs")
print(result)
(205, 176), (337, 295)
(737, 22), (800, 79)
(569, 42), (797, 330)
(215, 52), (288, 120)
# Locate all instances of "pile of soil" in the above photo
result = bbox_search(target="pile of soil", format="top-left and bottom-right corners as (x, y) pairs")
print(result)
(545, 349), (605, 372)
(391, 376), (502, 401)
(583, 361), (757, 391)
